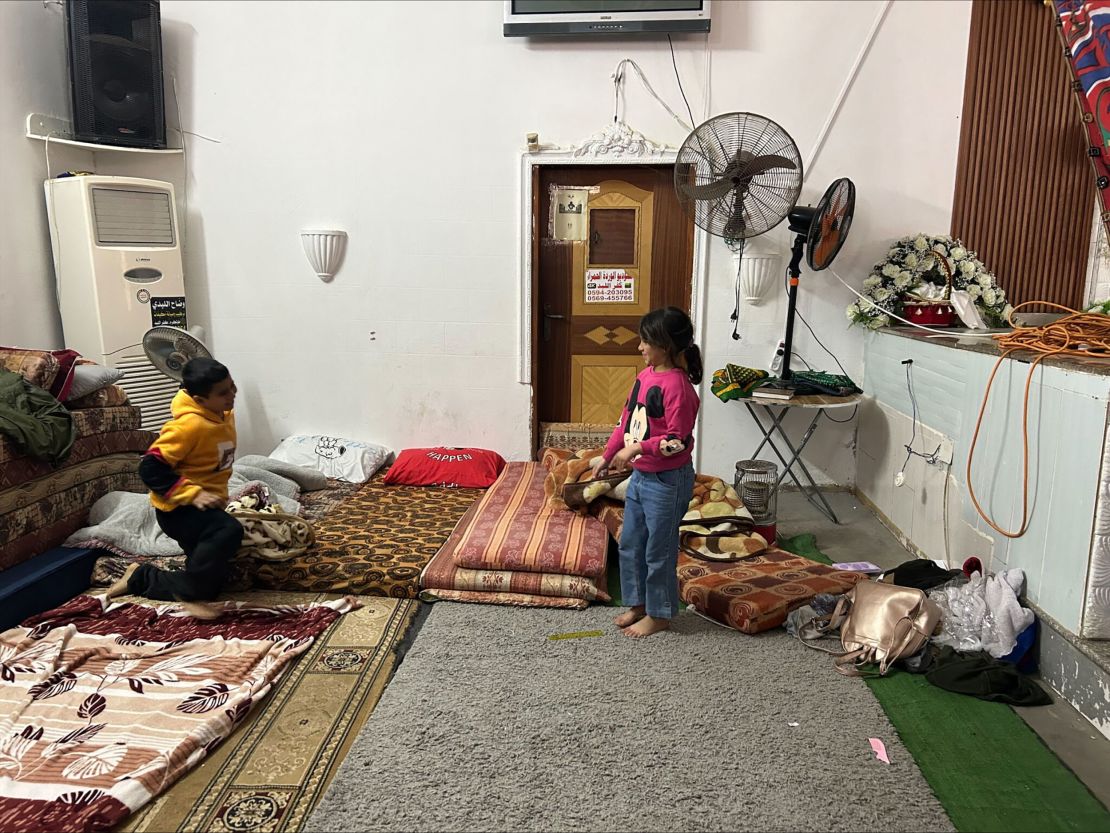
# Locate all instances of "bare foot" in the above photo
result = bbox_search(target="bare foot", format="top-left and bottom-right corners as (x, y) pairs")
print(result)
(613, 606), (645, 628)
(104, 563), (139, 600)
(622, 615), (671, 639)
(176, 600), (223, 621)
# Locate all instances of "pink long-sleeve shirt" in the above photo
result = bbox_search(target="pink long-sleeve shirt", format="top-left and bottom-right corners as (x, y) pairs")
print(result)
(603, 365), (700, 473)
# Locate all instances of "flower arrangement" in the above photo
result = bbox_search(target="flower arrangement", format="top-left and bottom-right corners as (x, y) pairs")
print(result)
(847, 234), (1013, 329)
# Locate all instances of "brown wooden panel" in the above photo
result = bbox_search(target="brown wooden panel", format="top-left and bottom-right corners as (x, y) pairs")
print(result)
(588, 208), (637, 265)
(952, 0), (1095, 311)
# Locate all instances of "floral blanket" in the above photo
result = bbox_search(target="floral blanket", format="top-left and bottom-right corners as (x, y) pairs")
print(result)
(0, 593), (356, 832)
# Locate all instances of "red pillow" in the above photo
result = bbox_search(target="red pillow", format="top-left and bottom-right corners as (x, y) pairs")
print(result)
(383, 447), (506, 488)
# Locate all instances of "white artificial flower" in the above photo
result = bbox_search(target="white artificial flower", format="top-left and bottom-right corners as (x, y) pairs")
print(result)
(905, 252), (919, 269)
(978, 273), (993, 288)
(960, 261), (976, 276)
(914, 235), (928, 252)
(932, 243), (948, 256)
(982, 288), (998, 306)
(882, 263), (900, 278)
(863, 276), (882, 289)
(874, 287), (894, 302)
(1002, 304), (1015, 322)
(846, 305), (859, 321)
(888, 247), (900, 260)
(894, 272), (913, 290)
(965, 283), (981, 298)
(869, 314), (891, 329)
(951, 246), (967, 261)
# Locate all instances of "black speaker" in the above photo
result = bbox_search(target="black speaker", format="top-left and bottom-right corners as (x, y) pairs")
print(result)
(65, 0), (166, 149)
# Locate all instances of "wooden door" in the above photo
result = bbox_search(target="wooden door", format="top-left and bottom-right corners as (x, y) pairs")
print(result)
(535, 165), (694, 430)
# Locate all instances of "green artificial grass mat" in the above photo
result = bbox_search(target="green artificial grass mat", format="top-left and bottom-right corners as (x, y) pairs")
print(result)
(778, 532), (1110, 832)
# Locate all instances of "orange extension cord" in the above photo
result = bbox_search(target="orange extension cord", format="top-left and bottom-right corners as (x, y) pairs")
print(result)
(967, 302), (1110, 538)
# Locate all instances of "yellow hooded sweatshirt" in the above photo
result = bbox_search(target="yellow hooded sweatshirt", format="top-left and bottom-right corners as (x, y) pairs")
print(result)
(145, 389), (237, 511)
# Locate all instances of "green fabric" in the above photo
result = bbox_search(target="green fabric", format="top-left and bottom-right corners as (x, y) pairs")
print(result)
(776, 532), (832, 564)
(782, 530), (1110, 832)
(0, 368), (75, 464)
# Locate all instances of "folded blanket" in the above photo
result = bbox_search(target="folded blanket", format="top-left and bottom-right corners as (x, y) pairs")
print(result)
(543, 446), (629, 512)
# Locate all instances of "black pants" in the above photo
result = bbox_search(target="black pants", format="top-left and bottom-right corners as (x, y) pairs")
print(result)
(127, 506), (243, 601)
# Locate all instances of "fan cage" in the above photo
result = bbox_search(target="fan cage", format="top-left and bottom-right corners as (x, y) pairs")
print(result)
(734, 459), (778, 524)
(675, 112), (803, 240)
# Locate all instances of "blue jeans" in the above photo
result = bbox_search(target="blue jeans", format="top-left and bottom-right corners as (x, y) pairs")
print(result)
(619, 463), (696, 620)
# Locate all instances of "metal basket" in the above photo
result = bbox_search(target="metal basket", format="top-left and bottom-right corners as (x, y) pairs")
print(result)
(734, 459), (778, 524)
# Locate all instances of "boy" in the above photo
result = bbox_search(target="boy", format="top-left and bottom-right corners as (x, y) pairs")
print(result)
(107, 357), (242, 618)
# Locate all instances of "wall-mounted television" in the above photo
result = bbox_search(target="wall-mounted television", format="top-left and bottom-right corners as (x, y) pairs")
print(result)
(503, 0), (711, 37)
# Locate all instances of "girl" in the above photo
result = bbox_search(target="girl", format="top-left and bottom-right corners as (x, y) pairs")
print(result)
(593, 306), (702, 638)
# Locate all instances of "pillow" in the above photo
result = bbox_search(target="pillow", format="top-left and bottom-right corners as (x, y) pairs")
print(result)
(0, 347), (60, 392)
(382, 447), (506, 488)
(269, 434), (391, 483)
(66, 362), (125, 401)
(66, 384), (130, 409)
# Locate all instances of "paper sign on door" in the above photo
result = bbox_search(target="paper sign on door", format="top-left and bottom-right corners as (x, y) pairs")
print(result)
(585, 269), (634, 303)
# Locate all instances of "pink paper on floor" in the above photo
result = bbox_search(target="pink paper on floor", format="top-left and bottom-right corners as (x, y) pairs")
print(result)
(869, 737), (891, 764)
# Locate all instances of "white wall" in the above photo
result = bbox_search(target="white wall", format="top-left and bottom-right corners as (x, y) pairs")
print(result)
(4, 0), (972, 475)
(857, 331), (1110, 636)
(0, 0), (92, 347)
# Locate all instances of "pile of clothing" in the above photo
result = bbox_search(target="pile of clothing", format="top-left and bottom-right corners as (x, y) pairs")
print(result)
(788, 557), (1050, 705)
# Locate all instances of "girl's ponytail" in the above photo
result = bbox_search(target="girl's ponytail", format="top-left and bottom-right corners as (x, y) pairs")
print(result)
(683, 343), (703, 385)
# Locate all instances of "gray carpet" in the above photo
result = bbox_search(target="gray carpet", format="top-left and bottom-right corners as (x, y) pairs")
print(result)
(306, 604), (955, 833)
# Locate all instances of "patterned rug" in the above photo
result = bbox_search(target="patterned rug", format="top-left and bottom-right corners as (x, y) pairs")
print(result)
(120, 590), (419, 833)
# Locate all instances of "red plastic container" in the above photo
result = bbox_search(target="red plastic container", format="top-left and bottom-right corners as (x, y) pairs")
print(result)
(754, 522), (777, 547)
(901, 300), (955, 327)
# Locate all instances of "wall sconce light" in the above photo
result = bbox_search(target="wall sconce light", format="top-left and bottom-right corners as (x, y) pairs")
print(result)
(733, 239), (783, 306)
(300, 229), (348, 282)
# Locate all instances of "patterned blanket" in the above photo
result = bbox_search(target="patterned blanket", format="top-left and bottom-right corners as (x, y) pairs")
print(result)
(0, 594), (356, 832)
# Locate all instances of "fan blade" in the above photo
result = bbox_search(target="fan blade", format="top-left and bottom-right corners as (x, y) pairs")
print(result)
(735, 154), (799, 179)
(679, 178), (740, 202)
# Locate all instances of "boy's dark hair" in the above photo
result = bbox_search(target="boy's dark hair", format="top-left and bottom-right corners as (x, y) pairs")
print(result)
(181, 357), (230, 397)
(639, 306), (703, 385)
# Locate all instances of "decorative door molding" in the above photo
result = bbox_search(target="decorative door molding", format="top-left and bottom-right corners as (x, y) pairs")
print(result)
(516, 138), (708, 387)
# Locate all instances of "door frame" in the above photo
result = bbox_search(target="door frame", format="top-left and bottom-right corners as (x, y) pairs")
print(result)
(516, 148), (710, 462)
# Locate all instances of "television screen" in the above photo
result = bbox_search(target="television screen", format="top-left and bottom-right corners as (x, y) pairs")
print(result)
(512, 1), (704, 12)
(504, 0), (710, 36)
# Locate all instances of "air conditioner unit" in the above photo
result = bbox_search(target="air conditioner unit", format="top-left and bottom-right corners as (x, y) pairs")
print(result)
(45, 174), (186, 430)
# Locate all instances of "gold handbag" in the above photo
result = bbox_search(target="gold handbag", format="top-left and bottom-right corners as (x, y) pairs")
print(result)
(799, 580), (942, 676)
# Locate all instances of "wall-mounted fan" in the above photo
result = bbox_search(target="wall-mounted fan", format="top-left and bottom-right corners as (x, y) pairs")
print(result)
(142, 325), (212, 382)
(675, 112), (803, 242)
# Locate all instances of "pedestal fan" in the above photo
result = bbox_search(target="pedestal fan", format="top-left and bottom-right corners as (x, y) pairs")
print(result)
(779, 177), (855, 384)
(675, 112), (856, 385)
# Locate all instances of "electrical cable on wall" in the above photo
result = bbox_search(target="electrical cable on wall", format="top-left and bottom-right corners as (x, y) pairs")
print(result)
(966, 301), (1110, 538)
(610, 58), (692, 133)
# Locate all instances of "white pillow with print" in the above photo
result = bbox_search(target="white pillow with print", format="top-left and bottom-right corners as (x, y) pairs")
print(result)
(269, 434), (391, 483)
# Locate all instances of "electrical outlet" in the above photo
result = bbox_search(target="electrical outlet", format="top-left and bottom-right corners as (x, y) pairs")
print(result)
(935, 437), (954, 466)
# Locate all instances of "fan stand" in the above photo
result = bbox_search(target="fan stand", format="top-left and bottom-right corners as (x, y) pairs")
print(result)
(779, 232), (808, 385)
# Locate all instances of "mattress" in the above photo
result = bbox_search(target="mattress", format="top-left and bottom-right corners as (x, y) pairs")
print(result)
(91, 475), (485, 599)
(0, 453), (145, 572)
(420, 462), (609, 608)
